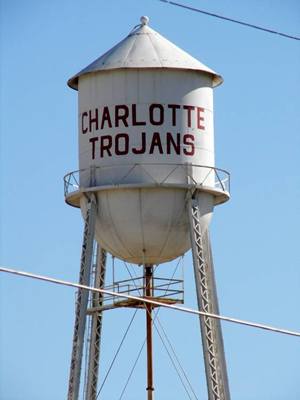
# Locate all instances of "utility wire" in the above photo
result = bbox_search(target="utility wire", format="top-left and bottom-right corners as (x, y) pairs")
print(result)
(1, 266), (300, 338)
(158, 0), (300, 41)
(96, 309), (138, 398)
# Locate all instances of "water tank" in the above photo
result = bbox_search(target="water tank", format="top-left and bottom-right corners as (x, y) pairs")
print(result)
(65, 17), (229, 264)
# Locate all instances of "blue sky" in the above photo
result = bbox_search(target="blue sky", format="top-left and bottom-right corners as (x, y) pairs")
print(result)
(1, 1), (300, 399)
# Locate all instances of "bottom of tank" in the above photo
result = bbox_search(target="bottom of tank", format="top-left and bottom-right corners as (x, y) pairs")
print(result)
(80, 188), (214, 265)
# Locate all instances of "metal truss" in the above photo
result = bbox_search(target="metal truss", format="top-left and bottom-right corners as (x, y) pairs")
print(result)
(85, 246), (107, 400)
(188, 197), (231, 400)
(68, 195), (97, 400)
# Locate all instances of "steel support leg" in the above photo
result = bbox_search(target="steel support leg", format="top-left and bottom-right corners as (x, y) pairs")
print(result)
(85, 246), (107, 400)
(188, 198), (230, 400)
(68, 196), (97, 400)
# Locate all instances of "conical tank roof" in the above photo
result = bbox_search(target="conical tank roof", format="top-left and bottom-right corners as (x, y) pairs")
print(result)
(68, 16), (223, 90)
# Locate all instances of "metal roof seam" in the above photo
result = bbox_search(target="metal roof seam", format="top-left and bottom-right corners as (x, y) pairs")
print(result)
(68, 21), (222, 90)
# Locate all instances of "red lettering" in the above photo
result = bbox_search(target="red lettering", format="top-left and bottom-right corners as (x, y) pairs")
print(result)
(166, 132), (180, 154)
(100, 135), (112, 157)
(149, 132), (163, 154)
(115, 105), (129, 127)
(168, 104), (180, 126)
(89, 109), (99, 132)
(101, 106), (112, 129)
(197, 107), (205, 130)
(183, 134), (195, 156)
(132, 104), (146, 126)
(115, 133), (129, 155)
(183, 105), (195, 128)
(149, 104), (164, 126)
(132, 132), (146, 154)
(89, 137), (99, 159)
(81, 112), (88, 134)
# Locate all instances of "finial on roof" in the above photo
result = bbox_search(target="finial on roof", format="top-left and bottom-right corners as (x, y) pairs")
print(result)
(140, 16), (149, 26)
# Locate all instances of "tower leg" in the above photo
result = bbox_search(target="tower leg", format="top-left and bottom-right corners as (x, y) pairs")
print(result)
(188, 198), (231, 400)
(85, 246), (107, 400)
(68, 196), (97, 400)
(145, 264), (154, 400)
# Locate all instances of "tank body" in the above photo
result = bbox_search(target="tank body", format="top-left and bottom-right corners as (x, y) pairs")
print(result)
(68, 21), (224, 264)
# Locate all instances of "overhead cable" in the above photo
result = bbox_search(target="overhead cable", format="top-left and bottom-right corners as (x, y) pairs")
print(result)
(159, 0), (300, 41)
(1, 266), (300, 338)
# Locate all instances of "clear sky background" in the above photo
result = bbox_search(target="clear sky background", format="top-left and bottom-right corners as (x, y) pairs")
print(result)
(1, 1), (300, 399)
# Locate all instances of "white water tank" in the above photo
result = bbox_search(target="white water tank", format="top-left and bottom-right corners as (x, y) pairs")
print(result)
(66, 17), (229, 264)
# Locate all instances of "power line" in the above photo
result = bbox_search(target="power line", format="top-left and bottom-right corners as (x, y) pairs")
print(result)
(158, 0), (300, 41)
(1, 266), (300, 338)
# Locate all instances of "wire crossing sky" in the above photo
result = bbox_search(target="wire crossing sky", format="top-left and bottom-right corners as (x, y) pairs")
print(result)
(1, 266), (300, 338)
(159, 0), (300, 41)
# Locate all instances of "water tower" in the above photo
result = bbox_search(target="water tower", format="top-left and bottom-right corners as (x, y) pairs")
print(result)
(64, 16), (231, 400)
